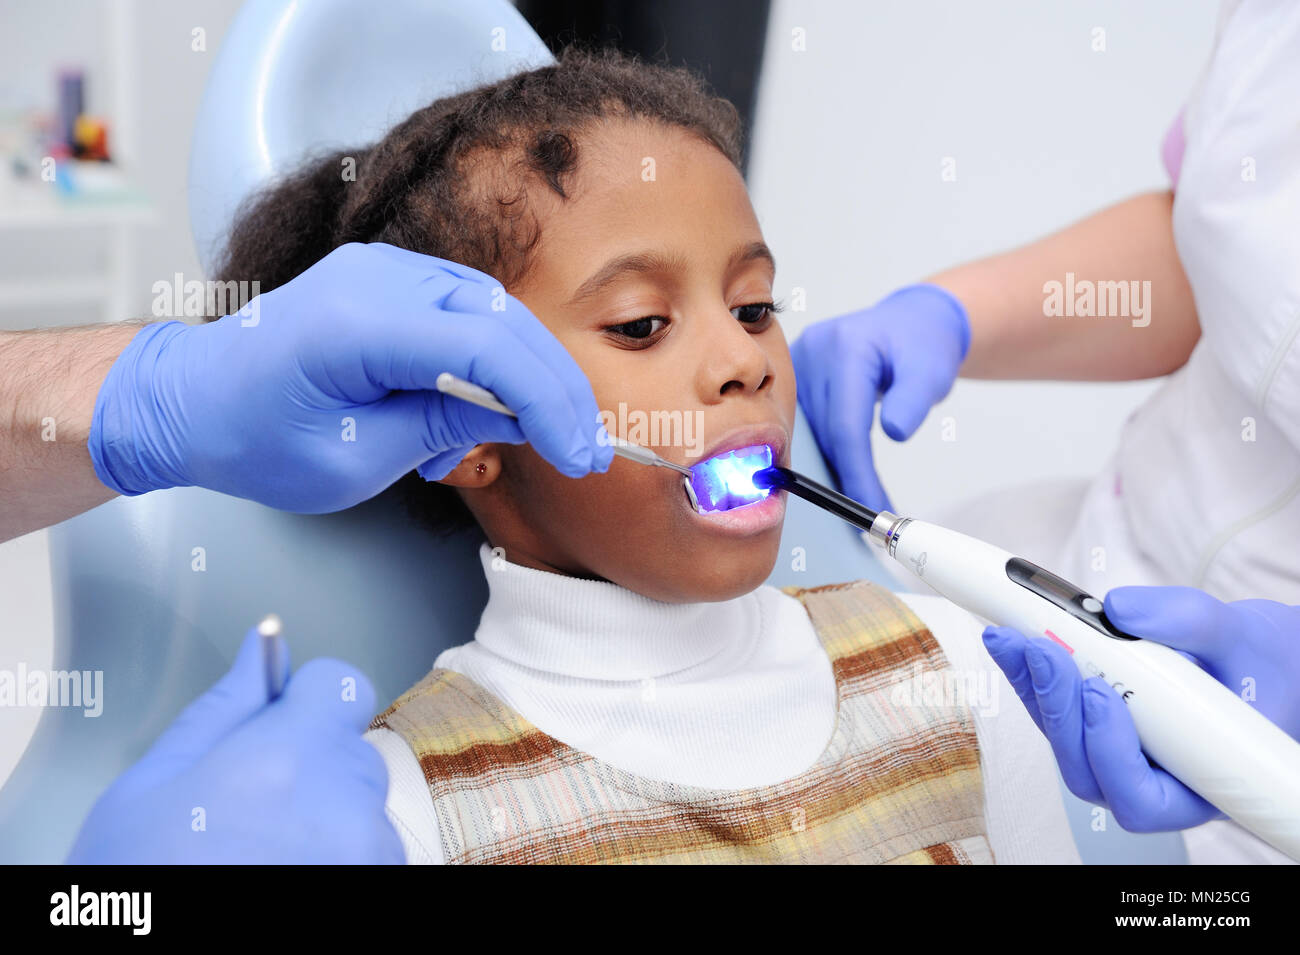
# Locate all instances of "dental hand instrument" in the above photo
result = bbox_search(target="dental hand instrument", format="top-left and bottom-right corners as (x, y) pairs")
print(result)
(434, 373), (693, 477)
(259, 613), (287, 702)
(692, 449), (1300, 860)
(67, 624), (404, 864)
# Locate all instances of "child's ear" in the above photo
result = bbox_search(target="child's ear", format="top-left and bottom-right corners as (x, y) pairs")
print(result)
(437, 445), (503, 488)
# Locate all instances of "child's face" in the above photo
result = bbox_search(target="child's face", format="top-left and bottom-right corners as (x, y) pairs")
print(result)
(449, 118), (796, 602)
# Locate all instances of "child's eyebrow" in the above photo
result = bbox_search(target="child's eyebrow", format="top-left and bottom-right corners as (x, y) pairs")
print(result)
(564, 241), (777, 307)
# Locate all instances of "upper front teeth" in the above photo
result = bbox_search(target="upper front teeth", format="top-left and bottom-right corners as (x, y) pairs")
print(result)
(710, 443), (768, 463)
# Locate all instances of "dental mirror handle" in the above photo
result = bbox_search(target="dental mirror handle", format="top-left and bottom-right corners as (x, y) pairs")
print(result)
(258, 613), (286, 703)
(433, 373), (692, 476)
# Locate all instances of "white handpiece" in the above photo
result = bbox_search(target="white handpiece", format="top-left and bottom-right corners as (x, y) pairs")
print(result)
(871, 514), (1300, 861)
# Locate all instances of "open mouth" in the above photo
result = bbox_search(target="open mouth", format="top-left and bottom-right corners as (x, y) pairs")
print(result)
(683, 443), (775, 514)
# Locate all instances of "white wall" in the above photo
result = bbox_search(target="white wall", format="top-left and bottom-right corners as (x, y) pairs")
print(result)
(747, 0), (1218, 520)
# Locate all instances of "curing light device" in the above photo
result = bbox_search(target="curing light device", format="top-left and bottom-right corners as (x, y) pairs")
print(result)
(726, 460), (1300, 862)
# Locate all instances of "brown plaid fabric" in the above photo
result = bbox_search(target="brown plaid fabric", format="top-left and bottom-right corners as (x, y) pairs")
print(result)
(371, 578), (991, 864)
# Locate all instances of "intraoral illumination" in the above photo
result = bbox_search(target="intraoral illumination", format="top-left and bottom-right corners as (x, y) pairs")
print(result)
(686, 444), (774, 513)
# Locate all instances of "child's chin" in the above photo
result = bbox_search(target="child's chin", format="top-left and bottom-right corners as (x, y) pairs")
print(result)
(649, 542), (781, 603)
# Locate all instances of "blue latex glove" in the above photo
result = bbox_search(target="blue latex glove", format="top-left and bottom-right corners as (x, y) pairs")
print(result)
(89, 242), (613, 513)
(982, 585), (1300, 833)
(789, 283), (970, 512)
(67, 625), (403, 864)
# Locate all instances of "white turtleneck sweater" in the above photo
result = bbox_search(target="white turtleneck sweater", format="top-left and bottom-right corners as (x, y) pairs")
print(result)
(364, 544), (1082, 864)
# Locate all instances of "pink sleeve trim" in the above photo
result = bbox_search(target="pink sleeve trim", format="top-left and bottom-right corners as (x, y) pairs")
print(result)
(1161, 109), (1186, 190)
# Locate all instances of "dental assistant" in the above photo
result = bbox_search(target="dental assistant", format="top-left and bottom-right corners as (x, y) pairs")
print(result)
(0, 242), (613, 862)
(793, 0), (1300, 863)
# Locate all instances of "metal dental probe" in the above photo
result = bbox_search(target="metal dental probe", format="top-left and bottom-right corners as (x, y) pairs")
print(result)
(259, 613), (287, 702)
(434, 372), (693, 477)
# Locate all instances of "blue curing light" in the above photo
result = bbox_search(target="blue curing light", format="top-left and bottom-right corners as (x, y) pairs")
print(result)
(686, 444), (774, 513)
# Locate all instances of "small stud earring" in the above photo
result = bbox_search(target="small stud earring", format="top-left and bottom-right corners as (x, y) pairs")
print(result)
(475, 462), (487, 475)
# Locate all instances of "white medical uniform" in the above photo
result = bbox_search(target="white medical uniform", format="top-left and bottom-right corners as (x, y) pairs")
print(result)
(924, 0), (1300, 865)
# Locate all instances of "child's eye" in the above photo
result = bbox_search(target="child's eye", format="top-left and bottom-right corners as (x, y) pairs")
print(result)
(732, 301), (783, 329)
(605, 301), (782, 347)
(606, 316), (669, 343)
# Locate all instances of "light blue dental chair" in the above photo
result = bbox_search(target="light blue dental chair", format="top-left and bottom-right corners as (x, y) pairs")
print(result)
(0, 0), (1182, 865)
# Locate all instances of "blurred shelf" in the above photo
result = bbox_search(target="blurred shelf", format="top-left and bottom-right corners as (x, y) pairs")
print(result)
(0, 167), (156, 321)
(0, 183), (158, 228)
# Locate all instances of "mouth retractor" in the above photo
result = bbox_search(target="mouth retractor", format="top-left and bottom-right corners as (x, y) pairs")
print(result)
(684, 444), (776, 513)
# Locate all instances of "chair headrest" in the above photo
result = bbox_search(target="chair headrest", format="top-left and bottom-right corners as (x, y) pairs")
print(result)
(188, 0), (554, 275)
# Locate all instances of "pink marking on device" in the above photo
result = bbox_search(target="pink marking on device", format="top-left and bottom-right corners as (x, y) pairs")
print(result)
(1044, 629), (1075, 654)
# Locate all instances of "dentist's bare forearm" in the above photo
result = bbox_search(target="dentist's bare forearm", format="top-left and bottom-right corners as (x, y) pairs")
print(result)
(0, 322), (144, 543)
(929, 191), (1200, 381)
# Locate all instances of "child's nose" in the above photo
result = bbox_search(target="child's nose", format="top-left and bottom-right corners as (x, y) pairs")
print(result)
(697, 308), (775, 399)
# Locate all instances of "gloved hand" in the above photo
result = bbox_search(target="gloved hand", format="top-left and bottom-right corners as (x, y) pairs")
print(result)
(982, 585), (1300, 833)
(789, 283), (970, 512)
(89, 242), (613, 513)
(67, 625), (403, 864)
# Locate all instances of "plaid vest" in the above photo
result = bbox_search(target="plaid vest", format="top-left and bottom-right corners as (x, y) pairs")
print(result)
(371, 579), (992, 864)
